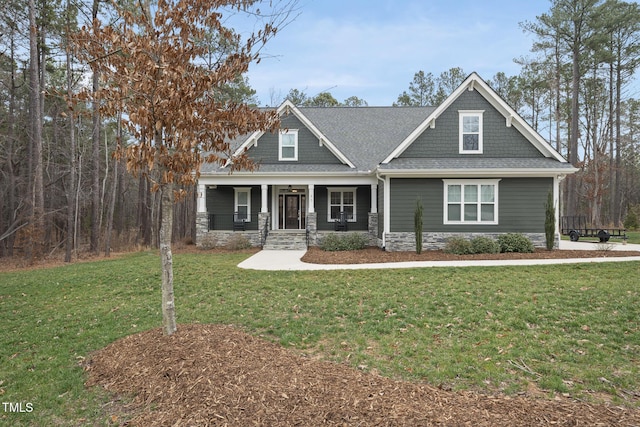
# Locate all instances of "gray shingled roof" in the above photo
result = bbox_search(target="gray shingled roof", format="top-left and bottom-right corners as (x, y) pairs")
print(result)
(379, 157), (576, 171)
(201, 105), (572, 175)
(298, 106), (435, 171)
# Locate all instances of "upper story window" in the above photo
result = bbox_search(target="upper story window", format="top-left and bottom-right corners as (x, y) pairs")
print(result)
(279, 129), (298, 161)
(459, 111), (484, 154)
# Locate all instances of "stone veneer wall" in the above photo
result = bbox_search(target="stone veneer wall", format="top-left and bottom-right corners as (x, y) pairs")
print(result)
(196, 213), (261, 248)
(384, 232), (555, 252)
(368, 213), (378, 246)
(306, 212), (318, 246)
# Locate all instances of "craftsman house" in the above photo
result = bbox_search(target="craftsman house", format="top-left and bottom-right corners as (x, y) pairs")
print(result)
(195, 72), (577, 251)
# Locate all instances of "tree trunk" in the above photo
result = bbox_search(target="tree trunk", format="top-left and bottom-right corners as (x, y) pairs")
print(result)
(90, 0), (101, 254)
(160, 179), (176, 336)
(104, 160), (118, 256)
(65, 3), (77, 262)
(5, 25), (18, 256)
(28, 0), (44, 261)
(613, 55), (623, 226)
(90, 69), (101, 253)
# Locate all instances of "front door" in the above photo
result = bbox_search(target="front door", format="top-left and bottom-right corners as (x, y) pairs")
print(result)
(279, 193), (306, 229)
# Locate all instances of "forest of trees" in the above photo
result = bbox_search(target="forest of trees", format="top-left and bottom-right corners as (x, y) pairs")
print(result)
(1, 0), (640, 261)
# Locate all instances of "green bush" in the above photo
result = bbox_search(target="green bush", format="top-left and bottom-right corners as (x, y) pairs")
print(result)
(320, 233), (368, 251)
(544, 190), (556, 250)
(497, 233), (534, 253)
(414, 199), (423, 254)
(444, 236), (474, 255)
(470, 236), (500, 254)
(624, 208), (639, 230)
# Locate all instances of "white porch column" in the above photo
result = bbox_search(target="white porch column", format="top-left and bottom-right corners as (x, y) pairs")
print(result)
(370, 184), (378, 214)
(308, 184), (315, 213)
(197, 184), (206, 213)
(261, 184), (268, 213)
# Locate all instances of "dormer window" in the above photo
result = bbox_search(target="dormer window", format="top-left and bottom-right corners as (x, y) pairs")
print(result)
(459, 111), (484, 154)
(279, 129), (298, 161)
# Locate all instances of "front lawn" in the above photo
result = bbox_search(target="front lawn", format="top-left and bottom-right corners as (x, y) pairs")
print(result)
(1, 251), (638, 425)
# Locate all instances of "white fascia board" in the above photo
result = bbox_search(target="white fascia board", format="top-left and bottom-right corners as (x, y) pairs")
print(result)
(382, 74), (480, 164)
(382, 72), (568, 164)
(378, 167), (579, 178)
(469, 77), (567, 162)
(277, 101), (356, 168)
(198, 173), (376, 186)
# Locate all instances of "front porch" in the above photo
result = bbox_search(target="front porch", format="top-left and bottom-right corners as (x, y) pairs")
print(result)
(195, 182), (380, 250)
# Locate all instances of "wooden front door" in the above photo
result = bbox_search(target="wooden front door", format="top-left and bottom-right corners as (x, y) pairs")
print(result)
(279, 193), (306, 229)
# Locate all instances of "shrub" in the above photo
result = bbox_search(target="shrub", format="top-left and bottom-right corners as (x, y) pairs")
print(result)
(414, 199), (423, 254)
(198, 233), (218, 250)
(443, 236), (473, 255)
(497, 233), (534, 253)
(320, 233), (368, 251)
(225, 234), (252, 250)
(470, 236), (500, 254)
(624, 208), (639, 231)
(544, 190), (556, 250)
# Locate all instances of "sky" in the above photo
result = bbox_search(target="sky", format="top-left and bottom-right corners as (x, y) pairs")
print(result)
(234, 0), (553, 106)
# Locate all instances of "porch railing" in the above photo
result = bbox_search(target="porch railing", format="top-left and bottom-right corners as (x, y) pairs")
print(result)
(207, 213), (259, 231)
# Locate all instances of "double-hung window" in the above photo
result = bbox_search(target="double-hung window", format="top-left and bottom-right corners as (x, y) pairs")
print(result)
(443, 179), (499, 224)
(327, 187), (356, 222)
(234, 187), (251, 222)
(279, 129), (298, 161)
(459, 111), (484, 154)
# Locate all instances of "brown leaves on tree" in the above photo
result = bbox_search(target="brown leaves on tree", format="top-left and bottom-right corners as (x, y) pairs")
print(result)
(70, 0), (281, 195)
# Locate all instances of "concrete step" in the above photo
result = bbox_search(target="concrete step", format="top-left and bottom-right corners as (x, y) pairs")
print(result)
(263, 231), (308, 250)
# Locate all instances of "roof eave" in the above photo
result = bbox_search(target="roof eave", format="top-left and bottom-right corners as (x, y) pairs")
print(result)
(378, 167), (579, 178)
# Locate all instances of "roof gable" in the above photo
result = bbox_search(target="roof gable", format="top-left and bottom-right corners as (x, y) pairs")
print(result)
(232, 100), (356, 168)
(382, 72), (567, 164)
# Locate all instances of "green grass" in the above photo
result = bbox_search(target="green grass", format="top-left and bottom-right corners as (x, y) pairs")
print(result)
(1, 251), (639, 425)
(626, 231), (640, 244)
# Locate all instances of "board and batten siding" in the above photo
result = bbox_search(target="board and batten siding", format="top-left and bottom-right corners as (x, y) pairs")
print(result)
(206, 186), (262, 230)
(315, 185), (371, 231)
(389, 177), (553, 233)
(399, 90), (543, 159)
(247, 114), (342, 164)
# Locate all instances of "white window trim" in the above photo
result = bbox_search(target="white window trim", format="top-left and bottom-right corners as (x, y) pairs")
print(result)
(327, 187), (357, 222)
(442, 179), (500, 225)
(234, 187), (251, 222)
(459, 110), (484, 154)
(279, 129), (299, 161)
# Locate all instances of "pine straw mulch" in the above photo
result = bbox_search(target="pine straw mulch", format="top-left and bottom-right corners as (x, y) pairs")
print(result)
(84, 323), (640, 426)
(301, 246), (640, 264)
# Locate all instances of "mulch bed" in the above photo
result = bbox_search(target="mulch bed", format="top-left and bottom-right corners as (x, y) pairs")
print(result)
(85, 323), (640, 426)
(301, 246), (640, 264)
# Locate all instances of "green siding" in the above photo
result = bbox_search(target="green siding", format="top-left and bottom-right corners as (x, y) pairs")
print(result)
(206, 186), (261, 230)
(400, 90), (543, 159)
(316, 186), (370, 231)
(389, 178), (553, 233)
(247, 115), (342, 164)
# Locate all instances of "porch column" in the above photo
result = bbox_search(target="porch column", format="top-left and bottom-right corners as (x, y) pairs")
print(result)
(308, 184), (315, 213)
(370, 184), (378, 214)
(197, 184), (206, 213)
(261, 184), (268, 213)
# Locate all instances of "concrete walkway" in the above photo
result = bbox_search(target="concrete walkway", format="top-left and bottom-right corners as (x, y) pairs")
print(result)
(237, 240), (640, 271)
